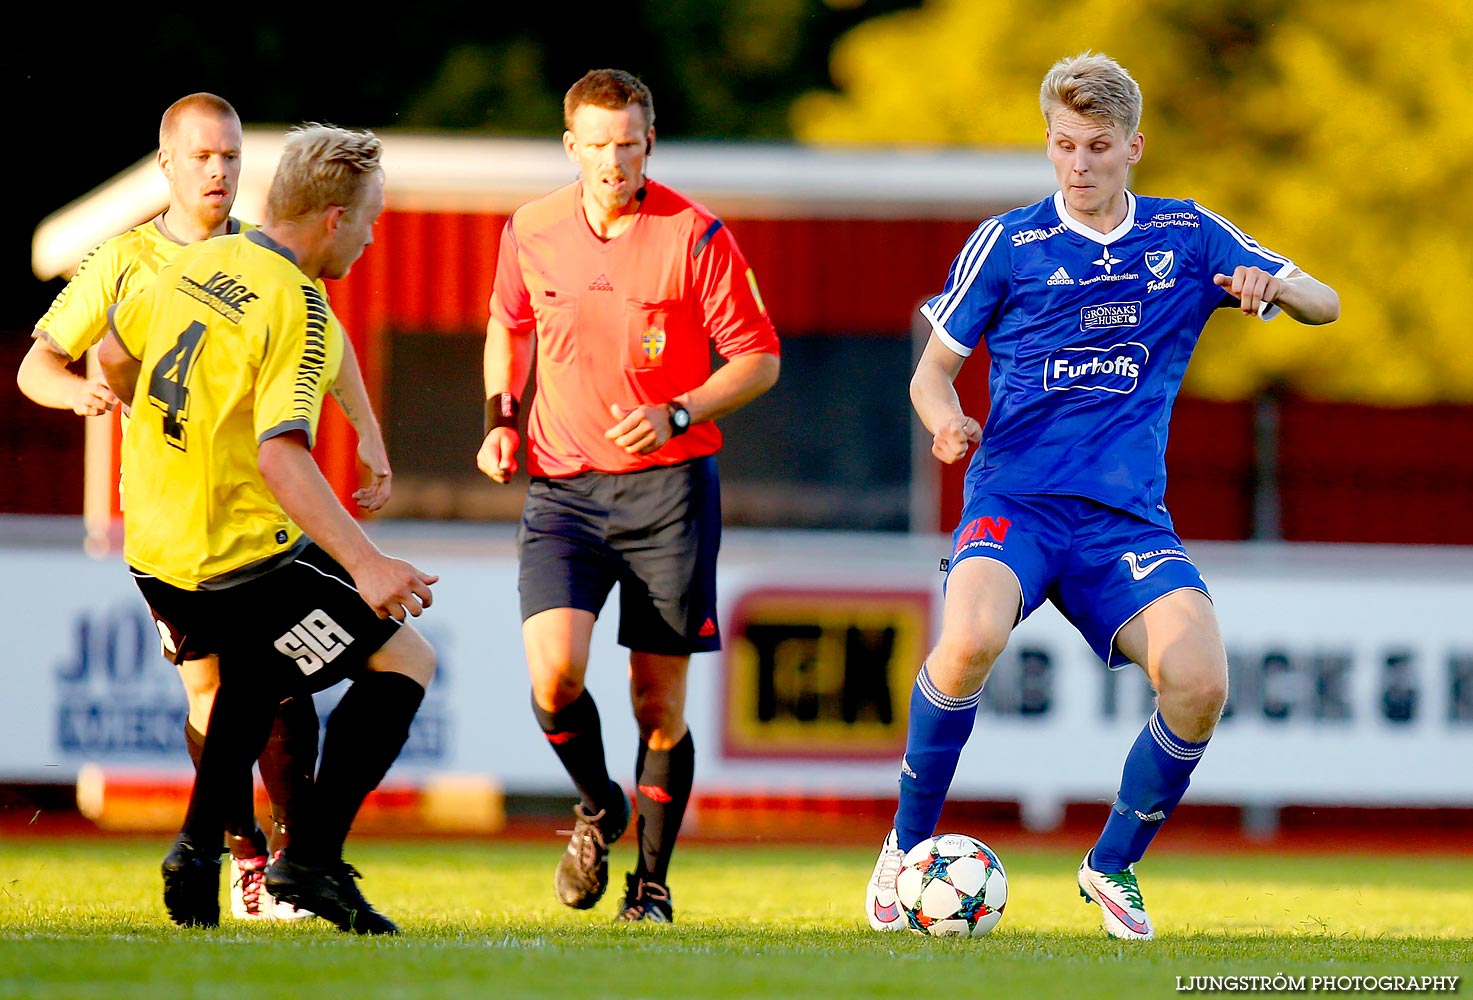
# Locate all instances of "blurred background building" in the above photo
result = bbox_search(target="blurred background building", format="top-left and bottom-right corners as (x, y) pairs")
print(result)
(6, 0), (1472, 538)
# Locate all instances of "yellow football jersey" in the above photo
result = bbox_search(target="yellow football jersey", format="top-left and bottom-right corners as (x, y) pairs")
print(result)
(36, 216), (249, 359)
(109, 230), (343, 590)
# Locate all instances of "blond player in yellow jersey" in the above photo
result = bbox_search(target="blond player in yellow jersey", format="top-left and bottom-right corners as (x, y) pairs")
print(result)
(99, 124), (435, 935)
(16, 93), (387, 920)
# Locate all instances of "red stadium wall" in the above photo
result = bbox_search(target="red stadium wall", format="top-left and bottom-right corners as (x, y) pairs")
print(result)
(1277, 401), (1473, 544)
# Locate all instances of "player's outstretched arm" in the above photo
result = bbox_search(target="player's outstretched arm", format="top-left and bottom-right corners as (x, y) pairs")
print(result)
(329, 343), (392, 511)
(17, 335), (117, 415)
(911, 334), (982, 464)
(258, 433), (437, 621)
(1213, 267), (1340, 325)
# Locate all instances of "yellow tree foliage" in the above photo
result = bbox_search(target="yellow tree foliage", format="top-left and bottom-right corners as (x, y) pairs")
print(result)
(793, 0), (1473, 403)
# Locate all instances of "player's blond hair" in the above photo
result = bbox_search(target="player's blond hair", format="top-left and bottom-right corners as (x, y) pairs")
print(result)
(564, 68), (655, 132)
(1039, 52), (1142, 135)
(159, 93), (240, 150)
(266, 124), (383, 222)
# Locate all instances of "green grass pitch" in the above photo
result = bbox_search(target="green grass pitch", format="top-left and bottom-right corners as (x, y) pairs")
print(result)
(0, 838), (1468, 999)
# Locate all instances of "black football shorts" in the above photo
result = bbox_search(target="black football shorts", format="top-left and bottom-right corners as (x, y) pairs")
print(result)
(134, 543), (403, 694)
(517, 455), (722, 655)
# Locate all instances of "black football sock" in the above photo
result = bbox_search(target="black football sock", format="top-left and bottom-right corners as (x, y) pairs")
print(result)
(189, 711), (267, 858)
(290, 671), (424, 866)
(634, 730), (694, 886)
(532, 689), (615, 813)
(180, 675), (277, 857)
(256, 694), (319, 855)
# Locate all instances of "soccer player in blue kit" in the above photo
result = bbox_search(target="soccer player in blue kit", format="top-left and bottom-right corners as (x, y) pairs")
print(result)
(865, 52), (1339, 940)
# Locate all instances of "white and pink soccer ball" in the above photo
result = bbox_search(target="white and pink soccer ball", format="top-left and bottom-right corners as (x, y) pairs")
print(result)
(895, 833), (1008, 937)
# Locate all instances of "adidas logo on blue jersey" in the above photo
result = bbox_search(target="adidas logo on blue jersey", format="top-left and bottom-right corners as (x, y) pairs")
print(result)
(1047, 266), (1075, 286)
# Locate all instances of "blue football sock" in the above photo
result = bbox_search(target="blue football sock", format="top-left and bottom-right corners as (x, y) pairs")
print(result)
(1090, 710), (1210, 872)
(893, 664), (981, 853)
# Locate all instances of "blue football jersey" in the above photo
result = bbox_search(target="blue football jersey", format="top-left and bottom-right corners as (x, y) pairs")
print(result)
(920, 190), (1295, 528)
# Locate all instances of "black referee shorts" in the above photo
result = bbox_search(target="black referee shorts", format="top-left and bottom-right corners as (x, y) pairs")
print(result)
(517, 455), (722, 655)
(134, 543), (403, 694)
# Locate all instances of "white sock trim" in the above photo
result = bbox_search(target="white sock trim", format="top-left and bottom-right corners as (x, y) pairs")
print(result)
(1148, 710), (1207, 761)
(917, 664), (983, 712)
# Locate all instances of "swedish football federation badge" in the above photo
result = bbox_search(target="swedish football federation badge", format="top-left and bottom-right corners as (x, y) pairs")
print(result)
(641, 326), (666, 360)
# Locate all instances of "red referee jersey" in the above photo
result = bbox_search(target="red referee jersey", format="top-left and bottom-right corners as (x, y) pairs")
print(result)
(489, 179), (780, 477)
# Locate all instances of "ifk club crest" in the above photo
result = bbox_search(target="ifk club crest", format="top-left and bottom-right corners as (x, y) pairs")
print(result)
(1144, 250), (1175, 281)
(641, 326), (667, 360)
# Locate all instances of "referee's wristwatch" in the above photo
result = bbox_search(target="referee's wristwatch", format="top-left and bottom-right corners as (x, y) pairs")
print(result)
(666, 402), (691, 436)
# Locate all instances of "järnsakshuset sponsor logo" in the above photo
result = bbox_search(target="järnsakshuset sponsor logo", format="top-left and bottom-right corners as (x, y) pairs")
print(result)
(1044, 341), (1149, 394)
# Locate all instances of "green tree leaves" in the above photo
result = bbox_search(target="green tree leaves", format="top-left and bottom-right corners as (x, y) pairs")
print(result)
(794, 0), (1470, 403)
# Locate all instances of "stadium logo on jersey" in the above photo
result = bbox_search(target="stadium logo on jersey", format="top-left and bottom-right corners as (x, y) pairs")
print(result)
(273, 610), (354, 676)
(1046, 266), (1075, 286)
(1119, 548), (1193, 581)
(178, 271), (259, 323)
(641, 327), (666, 360)
(1044, 342), (1149, 394)
(1145, 251), (1175, 281)
(1079, 301), (1142, 331)
(1010, 222), (1067, 247)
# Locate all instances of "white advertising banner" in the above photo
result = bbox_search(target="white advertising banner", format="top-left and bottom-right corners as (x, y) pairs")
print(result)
(2, 521), (1470, 814)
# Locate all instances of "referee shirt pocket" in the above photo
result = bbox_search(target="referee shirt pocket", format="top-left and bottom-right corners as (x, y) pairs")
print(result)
(625, 300), (682, 370)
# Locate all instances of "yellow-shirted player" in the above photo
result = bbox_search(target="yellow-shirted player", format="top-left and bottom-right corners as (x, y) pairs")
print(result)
(100, 123), (436, 936)
(21, 95), (242, 417)
(31, 217), (243, 413)
(109, 234), (340, 586)
(16, 94), (385, 921)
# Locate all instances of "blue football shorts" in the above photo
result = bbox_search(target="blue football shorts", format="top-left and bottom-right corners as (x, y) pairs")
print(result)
(946, 493), (1209, 669)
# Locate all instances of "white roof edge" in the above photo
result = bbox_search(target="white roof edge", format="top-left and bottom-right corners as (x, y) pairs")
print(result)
(33, 128), (1054, 280)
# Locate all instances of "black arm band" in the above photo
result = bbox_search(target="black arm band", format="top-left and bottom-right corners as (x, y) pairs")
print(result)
(484, 392), (520, 435)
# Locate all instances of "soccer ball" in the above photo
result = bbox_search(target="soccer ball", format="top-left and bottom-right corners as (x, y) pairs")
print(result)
(895, 833), (1008, 937)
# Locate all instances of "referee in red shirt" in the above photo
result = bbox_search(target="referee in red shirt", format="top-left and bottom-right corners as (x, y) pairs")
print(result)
(476, 68), (780, 923)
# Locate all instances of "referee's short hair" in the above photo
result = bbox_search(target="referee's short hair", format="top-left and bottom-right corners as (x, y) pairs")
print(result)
(564, 68), (655, 132)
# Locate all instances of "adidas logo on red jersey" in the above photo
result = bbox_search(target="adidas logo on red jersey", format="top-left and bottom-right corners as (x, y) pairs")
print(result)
(588, 273), (613, 291)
